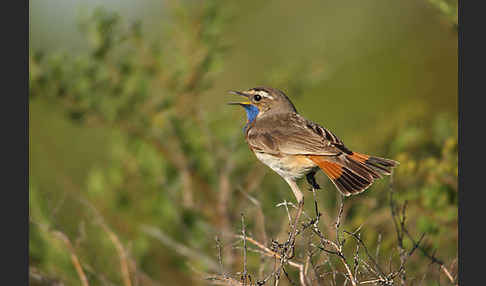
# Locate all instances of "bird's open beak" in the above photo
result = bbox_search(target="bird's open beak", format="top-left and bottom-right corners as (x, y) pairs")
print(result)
(227, 90), (251, 106)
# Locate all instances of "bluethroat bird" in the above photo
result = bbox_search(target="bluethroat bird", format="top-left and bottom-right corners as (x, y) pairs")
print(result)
(229, 87), (399, 206)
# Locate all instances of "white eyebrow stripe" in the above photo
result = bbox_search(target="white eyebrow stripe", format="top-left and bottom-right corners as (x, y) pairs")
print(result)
(258, 91), (273, 99)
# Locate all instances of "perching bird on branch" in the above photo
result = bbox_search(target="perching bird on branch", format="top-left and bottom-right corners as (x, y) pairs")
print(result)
(229, 87), (398, 205)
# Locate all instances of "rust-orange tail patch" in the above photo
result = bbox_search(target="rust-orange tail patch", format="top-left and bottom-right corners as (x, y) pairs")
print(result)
(307, 153), (399, 196)
(347, 152), (399, 176)
(348, 152), (370, 164)
(308, 155), (372, 196)
(309, 157), (343, 180)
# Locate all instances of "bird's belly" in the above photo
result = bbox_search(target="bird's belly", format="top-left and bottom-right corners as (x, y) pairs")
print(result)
(254, 152), (317, 180)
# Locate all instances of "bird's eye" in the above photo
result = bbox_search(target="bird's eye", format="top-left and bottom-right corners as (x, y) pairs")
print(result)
(254, 94), (262, 101)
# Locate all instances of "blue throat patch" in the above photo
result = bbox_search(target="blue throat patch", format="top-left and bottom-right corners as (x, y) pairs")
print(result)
(243, 104), (259, 133)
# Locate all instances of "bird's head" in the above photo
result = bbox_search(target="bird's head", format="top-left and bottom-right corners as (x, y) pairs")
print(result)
(228, 87), (297, 124)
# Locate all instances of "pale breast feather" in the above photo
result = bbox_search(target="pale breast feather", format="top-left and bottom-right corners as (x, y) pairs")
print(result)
(254, 152), (317, 180)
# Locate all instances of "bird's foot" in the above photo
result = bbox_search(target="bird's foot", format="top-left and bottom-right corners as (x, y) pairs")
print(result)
(306, 172), (321, 191)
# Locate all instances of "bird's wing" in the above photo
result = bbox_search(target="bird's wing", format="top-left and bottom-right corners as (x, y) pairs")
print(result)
(246, 113), (350, 156)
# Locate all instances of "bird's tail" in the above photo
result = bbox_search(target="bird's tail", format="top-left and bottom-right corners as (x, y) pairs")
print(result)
(308, 152), (399, 196)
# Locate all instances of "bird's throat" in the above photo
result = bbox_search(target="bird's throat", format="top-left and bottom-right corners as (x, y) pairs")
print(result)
(243, 104), (259, 132)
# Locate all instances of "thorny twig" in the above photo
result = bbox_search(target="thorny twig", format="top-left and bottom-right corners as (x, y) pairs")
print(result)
(241, 214), (250, 285)
(389, 175), (457, 286)
(173, 177), (457, 286)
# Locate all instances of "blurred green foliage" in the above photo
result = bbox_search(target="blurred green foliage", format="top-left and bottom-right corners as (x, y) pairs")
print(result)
(426, 0), (458, 27)
(393, 111), (457, 250)
(30, 1), (457, 285)
(31, 2), (236, 284)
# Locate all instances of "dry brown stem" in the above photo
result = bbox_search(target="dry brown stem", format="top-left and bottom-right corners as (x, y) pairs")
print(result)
(52, 231), (90, 286)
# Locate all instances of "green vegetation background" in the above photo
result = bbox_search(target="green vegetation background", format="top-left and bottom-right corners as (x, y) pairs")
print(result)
(29, 0), (457, 285)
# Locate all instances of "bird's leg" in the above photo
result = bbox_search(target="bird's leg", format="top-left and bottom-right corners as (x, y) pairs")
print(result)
(306, 171), (321, 190)
(284, 178), (304, 246)
(285, 177), (304, 204)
